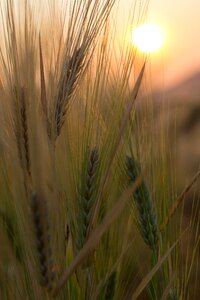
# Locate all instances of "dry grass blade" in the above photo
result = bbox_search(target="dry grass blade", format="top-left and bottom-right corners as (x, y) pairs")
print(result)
(89, 62), (146, 233)
(160, 169), (200, 230)
(52, 172), (145, 297)
(114, 62), (146, 152)
(39, 35), (49, 133)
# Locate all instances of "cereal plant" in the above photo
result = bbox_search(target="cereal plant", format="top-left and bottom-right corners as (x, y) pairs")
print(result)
(0, 1), (199, 299)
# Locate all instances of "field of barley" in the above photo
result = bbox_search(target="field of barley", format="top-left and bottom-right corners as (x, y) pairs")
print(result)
(0, 1), (199, 299)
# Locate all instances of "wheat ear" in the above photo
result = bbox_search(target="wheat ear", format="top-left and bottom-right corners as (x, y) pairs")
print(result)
(126, 155), (159, 251)
(31, 192), (54, 290)
(76, 147), (99, 253)
(54, 47), (85, 138)
(14, 87), (31, 177)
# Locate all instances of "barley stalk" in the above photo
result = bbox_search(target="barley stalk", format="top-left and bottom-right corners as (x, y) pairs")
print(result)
(0, 209), (23, 262)
(168, 289), (179, 300)
(104, 271), (116, 300)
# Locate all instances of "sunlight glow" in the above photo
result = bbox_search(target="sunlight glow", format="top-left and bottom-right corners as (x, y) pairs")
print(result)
(131, 24), (164, 53)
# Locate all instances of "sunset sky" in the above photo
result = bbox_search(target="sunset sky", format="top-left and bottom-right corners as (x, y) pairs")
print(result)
(146, 0), (200, 89)
(2, 0), (200, 90)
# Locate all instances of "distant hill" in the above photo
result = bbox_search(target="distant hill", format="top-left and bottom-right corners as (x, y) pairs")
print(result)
(138, 72), (200, 203)
(149, 71), (200, 129)
(159, 71), (200, 103)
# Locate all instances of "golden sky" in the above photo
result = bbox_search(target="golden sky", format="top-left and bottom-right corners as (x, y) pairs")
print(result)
(3, 0), (200, 89)
(115, 0), (200, 89)
(148, 0), (200, 88)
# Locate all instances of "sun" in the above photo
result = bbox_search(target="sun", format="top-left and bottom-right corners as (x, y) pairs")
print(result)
(131, 23), (164, 53)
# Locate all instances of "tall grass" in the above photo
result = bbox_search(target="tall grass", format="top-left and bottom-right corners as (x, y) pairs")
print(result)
(0, 0), (199, 299)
